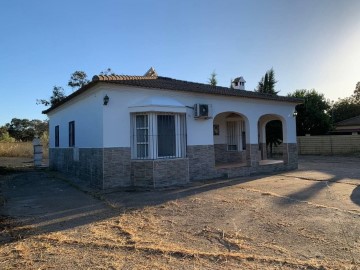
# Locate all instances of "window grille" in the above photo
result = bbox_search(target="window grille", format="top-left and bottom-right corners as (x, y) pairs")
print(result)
(131, 113), (187, 159)
(135, 114), (149, 158)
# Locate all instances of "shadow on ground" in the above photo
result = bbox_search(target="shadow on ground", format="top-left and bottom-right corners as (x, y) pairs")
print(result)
(351, 186), (360, 206)
(275, 155), (360, 207)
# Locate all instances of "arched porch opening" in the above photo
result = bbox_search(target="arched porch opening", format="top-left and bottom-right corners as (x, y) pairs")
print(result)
(258, 114), (287, 163)
(213, 112), (249, 167)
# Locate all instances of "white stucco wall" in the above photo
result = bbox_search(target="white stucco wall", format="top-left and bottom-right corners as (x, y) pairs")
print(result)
(47, 83), (298, 148)
(101, 85), (298, 146)
(47, 86), (103, 148)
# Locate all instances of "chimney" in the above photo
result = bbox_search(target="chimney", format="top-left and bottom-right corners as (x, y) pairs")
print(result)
(231, 76), (246, 90)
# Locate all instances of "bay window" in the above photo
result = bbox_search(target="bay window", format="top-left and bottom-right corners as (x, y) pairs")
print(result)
(131, 113), (186, 159)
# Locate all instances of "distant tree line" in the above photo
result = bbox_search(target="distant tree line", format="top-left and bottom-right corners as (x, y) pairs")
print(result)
(0, 118), (48, 142)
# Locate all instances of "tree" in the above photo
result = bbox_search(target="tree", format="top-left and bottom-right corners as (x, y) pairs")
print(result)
(6, 118), (48, 141)
(331, 82), (360, 123)
(255, 68), (279, 95)
(353, 81), (360, 102)
(0, 126), (14, 142)
(30, 119), (48, 137)
(208, 71), (217, 86)
(68, 70), (89, 90)
(0, 130), (15, 142)
(288, 89), (331, 135)
(332, 98), (360, 123)
(37, 86), (66, 107)
(99, 68), (116, 76)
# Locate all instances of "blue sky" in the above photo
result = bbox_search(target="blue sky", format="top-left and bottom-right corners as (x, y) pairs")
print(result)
(1, 0), (360, 125)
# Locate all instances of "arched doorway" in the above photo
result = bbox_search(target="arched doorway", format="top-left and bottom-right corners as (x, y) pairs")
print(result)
(258, 114), (287, 162)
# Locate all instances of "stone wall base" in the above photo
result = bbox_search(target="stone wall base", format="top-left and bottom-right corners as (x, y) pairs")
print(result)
(49, 143), (298, 189)
(283, 143), (298, 169)
(187, 145), (216, 180)
(50, 147), (131, 189)
(50, 148), (103, 188)
(131, 158), (189, 188)
(214, 144), (246, 164)
(103, 148), (131, 189)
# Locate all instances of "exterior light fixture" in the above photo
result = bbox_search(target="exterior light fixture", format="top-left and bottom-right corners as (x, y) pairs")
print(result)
(103, 94), (109, 105)
(293, 110), (298, 117)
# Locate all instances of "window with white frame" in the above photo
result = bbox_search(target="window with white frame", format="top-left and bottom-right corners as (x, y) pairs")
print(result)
(131, 113), (186, 159)
(226, 120), (245, 151)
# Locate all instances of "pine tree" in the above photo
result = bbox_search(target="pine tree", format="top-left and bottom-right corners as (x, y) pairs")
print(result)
(208, 71), (217, 86)
(255, 68), (278, 95)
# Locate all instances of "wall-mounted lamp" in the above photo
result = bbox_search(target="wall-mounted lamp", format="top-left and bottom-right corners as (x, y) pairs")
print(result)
(103, 94), (109, 105)
(293, 110), (298, 117)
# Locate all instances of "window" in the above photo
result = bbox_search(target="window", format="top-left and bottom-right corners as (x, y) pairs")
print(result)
(135, 115), (149, 158)
(55, 125), (59, 147)
(157, 115), (176, 157)
(131, 113), (186, 159)
(227, 120), (245, 151)
(69, 121), (75, 147)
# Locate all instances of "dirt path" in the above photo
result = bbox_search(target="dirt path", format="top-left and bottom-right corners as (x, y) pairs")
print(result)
(0, 156), (359, 269)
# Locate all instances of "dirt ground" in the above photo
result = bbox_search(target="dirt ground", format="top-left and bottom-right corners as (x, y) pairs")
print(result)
(0, 156), (359, 269)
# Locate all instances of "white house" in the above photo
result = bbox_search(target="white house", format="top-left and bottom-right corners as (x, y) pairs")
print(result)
(43, 68), (302, 189)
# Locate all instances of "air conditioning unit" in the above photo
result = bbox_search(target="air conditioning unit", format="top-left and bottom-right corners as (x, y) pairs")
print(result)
(194, 104), (212, 119)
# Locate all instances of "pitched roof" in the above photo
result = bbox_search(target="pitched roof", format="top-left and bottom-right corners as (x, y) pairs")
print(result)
(43, 73), (302, 114)
(335, 115), (360, 126)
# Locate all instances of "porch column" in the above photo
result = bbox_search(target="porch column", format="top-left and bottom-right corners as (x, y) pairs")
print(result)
(282, 116), (298, 169)
(246, 121), (260, 167)
(258, 121), (267, 160)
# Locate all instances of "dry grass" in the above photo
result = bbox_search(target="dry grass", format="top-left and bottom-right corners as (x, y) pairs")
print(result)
(1, 203), (358, 270)
(0, 142), (48, 158)
(2, 209), (352, 270)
